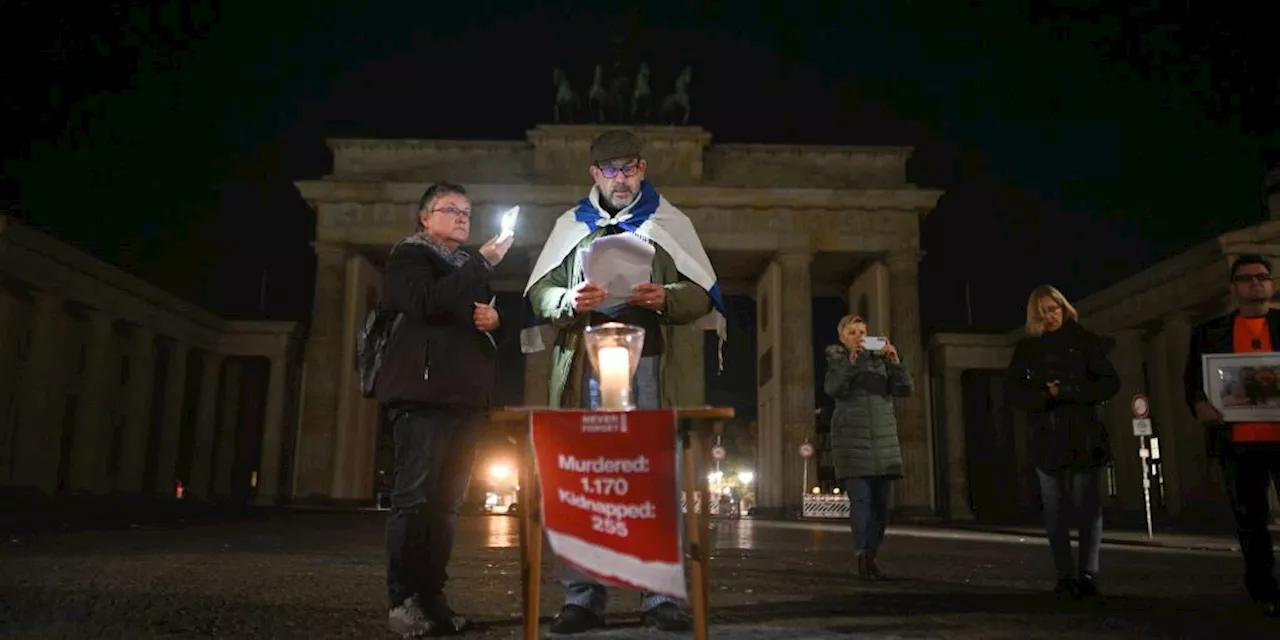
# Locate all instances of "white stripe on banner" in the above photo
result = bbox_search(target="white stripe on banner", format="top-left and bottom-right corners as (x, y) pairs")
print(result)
(680, 491), (721, 515)
(801, 495), (851, 519)
(544, 529), (688, 600)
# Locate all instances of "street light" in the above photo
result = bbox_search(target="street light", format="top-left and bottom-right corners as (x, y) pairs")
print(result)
(489, 464), (512, 481)
(707, 471), (724, 484)
(737, 470), (754, 485)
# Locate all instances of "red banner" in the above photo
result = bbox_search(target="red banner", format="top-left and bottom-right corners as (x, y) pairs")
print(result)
(530, 410), (686, 599)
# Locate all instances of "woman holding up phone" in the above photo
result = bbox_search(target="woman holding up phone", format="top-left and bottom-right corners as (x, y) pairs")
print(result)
(823, 314), (913, 580)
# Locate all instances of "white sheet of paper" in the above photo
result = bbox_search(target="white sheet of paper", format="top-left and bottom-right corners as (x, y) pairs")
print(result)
(484, 296), (497, 348)
(582, 234), (655, 312)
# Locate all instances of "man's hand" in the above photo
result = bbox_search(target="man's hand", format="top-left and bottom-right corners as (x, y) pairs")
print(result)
(628, 282), (666, 312)
(473, 302), (500, 332)
(571, 281), (607, 313)
(1193, 400), (1223, 425)
(479, 233), (515, 266)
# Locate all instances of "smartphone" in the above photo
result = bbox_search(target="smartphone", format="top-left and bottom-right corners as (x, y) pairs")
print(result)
(862, 336), (887, 352)
(499, 206), (520, 238)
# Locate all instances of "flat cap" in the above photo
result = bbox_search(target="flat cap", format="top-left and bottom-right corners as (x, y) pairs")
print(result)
(589, 129), (644, 164)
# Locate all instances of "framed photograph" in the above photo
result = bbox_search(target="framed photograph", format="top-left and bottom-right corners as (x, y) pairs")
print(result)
(1202, 352), (1280, 421)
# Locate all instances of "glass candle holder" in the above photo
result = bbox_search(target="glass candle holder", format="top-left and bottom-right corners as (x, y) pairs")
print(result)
(583, 322), (646, 410)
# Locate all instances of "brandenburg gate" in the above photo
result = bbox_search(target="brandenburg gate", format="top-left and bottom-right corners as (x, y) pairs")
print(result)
(293, 124), (943, 516)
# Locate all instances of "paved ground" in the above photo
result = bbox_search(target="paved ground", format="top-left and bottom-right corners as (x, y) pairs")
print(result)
(2, 512), (1278, 638)
(948, 521), (1280, 553)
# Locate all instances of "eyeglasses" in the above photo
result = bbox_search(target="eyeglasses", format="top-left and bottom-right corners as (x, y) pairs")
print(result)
(1233, 274), (1272, 284)
(431, 206), (470, 219)
(596, 163), (641, 179)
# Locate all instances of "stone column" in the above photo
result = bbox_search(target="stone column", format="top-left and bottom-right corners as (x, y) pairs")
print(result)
(755, 263), (784, 514)
(0, 283), (13, 351)
(886, 251), (931, 514)
(523, 326), (553, 406)
(68, 310), (117, 492)
(153, 341), (189, 495)
(255, 354), (289, 505)
(940, 368), (973, 520)
(118, 327), (156, 493)
(14, 291), (68, 494)
(188, 353), (224, 499)
(776, 249), (814, 514)
(1144, 312), (1196, 517)
(214, 361), (243, 498)
(1160, 312), (1214, 519)
(331, 254), (364, 501)
(296, 242), (349, 498)
(330, 252), (387, 502)
(0, 284), (17, 482)
(1104, 329), (1147, 513)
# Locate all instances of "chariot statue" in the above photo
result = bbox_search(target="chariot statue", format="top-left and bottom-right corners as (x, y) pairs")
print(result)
(551, 62), (692, 125)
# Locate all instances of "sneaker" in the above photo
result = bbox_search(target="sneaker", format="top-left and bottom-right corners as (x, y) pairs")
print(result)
(388, 597), (434, 638)
(640, 603), (693, 632)
(549, 605), (605, 635)
(423, 596), (473, 635)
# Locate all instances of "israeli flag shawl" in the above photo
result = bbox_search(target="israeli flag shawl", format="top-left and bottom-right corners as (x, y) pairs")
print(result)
(521, 180), (727, 367)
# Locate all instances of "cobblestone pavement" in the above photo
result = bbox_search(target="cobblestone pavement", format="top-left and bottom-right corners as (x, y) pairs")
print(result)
(1, 512), (1277, 639)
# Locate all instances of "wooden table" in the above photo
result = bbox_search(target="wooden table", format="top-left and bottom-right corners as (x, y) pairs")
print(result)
(490, 407), (734, 640)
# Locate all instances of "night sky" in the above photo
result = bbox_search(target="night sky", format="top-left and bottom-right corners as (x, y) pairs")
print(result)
(6, 2), (1279, 416)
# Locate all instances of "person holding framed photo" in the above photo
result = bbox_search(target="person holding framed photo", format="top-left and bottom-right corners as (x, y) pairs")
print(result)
(1184, 254), (1280, 618)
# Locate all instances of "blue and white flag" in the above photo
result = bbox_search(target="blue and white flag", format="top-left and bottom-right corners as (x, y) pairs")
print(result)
(521, 180), (726, 359)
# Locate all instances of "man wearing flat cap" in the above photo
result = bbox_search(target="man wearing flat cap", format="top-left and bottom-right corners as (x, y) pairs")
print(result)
(521, 129), (726, 634)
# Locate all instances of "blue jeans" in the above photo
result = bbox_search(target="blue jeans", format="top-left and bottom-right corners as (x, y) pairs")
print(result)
(561, 356), (673, 615)
(385, 405), (481, 609)
(845, 476), (894, 552)
(1036, 468), (1103, 579)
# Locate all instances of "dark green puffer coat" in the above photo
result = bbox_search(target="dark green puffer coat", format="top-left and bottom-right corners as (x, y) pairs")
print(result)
(823, 344), (913, 479)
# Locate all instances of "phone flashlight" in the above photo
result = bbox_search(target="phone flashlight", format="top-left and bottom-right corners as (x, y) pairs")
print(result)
(500, 206), (520, 237)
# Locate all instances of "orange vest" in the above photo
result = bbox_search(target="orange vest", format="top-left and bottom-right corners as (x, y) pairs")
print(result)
(1230, 315), (1280, 443)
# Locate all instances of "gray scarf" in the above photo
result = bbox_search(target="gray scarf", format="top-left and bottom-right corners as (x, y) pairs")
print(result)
(396, 233), (471, 268)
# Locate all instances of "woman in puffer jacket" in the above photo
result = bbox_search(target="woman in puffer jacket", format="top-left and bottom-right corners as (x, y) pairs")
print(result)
(1005, 285), (1119, 601)
(824, 314), (913, 580)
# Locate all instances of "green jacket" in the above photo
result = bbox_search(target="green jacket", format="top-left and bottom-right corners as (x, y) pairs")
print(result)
(527, 227), (713, 408)
(823, 344), (913, 479)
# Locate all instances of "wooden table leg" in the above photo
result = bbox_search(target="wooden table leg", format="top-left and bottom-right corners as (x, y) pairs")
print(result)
(698, 421), (721, 604)
(518, 430), (543, 640)
(683, 419), (711, 640)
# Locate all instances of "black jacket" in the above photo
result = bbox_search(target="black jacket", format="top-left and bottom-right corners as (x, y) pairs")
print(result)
(1183, 309), (1280, 456)
(1005, 319), (1120, 472)
(374, 237), (506, 409)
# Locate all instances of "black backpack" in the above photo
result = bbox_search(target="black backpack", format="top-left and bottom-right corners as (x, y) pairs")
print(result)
(355, 306), (404, 398)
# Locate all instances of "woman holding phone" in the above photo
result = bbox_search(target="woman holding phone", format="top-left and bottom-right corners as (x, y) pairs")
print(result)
(823, 314), (913, 580)
(1004, 285), (1118, 601)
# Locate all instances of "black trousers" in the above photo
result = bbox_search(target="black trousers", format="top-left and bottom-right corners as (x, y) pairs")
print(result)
(1219, 447), (1280, 604)
(384, 405), (481, 609)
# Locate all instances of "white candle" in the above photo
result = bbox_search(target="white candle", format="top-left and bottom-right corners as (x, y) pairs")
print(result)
(597, 345), (631, 410)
